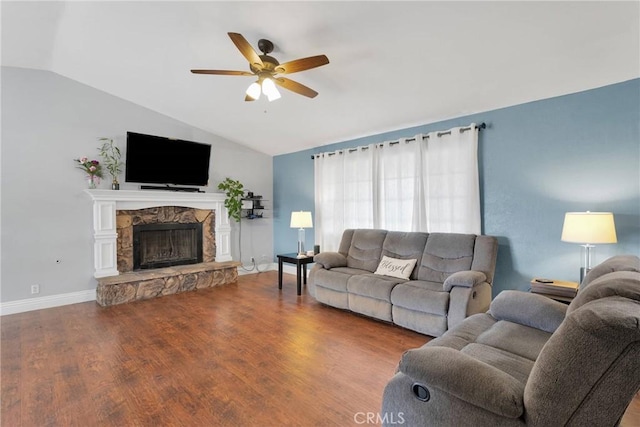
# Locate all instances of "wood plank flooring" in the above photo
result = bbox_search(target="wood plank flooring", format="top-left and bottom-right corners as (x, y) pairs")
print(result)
(2, 271), (639, 426)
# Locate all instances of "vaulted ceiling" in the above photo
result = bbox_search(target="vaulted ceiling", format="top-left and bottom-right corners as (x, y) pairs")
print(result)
(3, 1), (638, 156)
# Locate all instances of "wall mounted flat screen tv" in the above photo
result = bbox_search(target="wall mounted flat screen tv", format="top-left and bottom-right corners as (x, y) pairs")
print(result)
(125, 132), (212, 187)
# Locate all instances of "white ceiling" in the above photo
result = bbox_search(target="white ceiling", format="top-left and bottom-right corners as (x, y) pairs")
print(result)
(3, 1), (639, 156)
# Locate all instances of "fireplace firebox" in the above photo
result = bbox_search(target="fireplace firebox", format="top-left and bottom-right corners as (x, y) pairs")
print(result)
(133, 222), (203, 270)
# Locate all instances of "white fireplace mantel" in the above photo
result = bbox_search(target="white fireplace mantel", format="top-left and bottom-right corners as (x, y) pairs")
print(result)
(85, 189), (231, 278)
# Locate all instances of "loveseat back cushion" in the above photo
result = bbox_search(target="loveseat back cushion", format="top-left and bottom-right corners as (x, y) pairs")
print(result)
(417, 233), (476, 283)
(470, 235), (499, 284)
(346, 229), (388, 272)
(381, 231), (428, 280)
(524, 295), (640, 426)
(338, 229), (356, 256)
(567, 270), (640, 315)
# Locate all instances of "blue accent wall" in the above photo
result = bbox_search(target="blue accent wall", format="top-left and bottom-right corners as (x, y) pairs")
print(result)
(274, 79), (640, 294)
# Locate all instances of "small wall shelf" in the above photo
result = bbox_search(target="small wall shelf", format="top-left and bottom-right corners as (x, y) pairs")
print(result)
(241, 194), (267, 219)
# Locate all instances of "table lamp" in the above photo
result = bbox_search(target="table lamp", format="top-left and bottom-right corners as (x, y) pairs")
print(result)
(290, 211), (313, 258)
(561, 211), (617, 282)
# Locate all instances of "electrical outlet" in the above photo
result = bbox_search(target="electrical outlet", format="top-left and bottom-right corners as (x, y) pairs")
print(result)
(31, 285), (40, 295)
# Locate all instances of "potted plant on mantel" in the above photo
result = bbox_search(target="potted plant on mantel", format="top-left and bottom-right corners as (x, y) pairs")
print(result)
(98, 137), (124, 190)
(218, 177), (244, 222)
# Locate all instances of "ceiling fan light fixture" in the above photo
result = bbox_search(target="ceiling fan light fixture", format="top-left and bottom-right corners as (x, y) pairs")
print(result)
(246, 81), (261, 100)
(262, 78), (281, 102)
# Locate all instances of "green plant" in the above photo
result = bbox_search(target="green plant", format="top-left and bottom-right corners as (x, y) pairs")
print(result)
(218, 177), (245, 222)
(98, 137), (123, 182)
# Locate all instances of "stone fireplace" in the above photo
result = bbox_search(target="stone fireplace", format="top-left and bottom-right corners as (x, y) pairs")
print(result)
(85, 190), (239, 306)
(116, 206), (214, 272)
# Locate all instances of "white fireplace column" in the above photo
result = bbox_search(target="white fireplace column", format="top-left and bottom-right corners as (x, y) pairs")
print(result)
(85, 190), (232, 278)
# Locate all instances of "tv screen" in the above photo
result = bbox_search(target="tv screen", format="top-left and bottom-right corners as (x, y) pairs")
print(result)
(125, 132), (211, 187)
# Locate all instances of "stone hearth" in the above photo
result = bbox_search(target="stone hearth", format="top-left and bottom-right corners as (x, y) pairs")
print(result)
(96, 261), (239, 306)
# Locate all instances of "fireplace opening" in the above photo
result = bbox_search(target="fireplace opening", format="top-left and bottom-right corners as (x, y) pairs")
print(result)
(133, 222), (203, 270)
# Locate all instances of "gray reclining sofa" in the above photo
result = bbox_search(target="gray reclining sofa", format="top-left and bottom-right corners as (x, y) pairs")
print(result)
(308, 229), (498, 336)
(381, 254), (640, 426)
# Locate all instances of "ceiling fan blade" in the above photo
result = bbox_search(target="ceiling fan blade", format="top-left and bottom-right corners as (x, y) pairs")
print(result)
(275, 55), (329, 75)
(274, 77), (319, 98)
(228, 32), (264, 70)
(191, 69), (254, 76)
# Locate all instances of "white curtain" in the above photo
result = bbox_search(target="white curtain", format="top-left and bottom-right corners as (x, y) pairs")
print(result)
(423, 126), (480, 233)
(314, 124), (480, 251)
(314, 145), (374, 251)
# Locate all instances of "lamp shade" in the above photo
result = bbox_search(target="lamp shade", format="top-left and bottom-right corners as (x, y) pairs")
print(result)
(290, 211), (313, 228)
(561, 212), (617, 244)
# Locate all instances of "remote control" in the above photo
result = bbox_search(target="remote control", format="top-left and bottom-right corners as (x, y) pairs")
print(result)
(535, 278), (554, 284)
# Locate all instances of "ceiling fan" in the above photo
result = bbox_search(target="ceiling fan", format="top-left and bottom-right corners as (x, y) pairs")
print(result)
(191, 32), (329, 102)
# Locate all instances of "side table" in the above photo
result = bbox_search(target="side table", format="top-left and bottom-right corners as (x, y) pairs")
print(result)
(277, 253), (315, 296)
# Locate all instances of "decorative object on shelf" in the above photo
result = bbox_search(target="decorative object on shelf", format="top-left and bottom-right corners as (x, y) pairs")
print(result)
(242, 194), (266, 219)
(74, 156), (103, 189)
(218, 177), (244, 222)
(561, 211), (617, 282)
(98, 137), (123, 190)
(290, 211), (313, 258)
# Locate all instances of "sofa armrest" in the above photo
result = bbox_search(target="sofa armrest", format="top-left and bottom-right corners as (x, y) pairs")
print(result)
(399, 346), (524, 418)
(313, 252), (347, 269)
(489, 290), (567, 333)
(443, 271), (487, 292)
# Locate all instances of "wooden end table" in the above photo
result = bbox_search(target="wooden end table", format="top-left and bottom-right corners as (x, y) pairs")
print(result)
(277, 253), (315, 296)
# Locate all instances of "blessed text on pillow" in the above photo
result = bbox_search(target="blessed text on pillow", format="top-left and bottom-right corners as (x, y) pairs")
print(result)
(374, 256), (418, 280)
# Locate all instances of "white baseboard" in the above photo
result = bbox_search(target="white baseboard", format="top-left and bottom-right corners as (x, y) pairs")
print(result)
(236, 264), (309, 278)
(0, 290), (96, 316)
(236, 263), (277, 275)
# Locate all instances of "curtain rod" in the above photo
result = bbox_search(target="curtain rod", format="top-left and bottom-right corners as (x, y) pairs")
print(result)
(311, 122), (486, 159)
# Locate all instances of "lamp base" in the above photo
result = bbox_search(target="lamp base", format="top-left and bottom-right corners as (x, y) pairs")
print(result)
(580, 266), (591, 284)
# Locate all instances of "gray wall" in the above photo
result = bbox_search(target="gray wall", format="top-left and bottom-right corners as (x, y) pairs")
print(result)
(1, 66), (273, 303)
(273, 79), (640, 294)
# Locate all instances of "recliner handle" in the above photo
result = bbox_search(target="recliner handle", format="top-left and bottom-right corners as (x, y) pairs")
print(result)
(412, 383), (430, 402)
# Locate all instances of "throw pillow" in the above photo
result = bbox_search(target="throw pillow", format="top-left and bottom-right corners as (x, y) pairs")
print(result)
(374, 256), (417, 280)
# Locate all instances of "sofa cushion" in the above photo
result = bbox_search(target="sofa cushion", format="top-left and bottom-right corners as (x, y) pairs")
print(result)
(476, 321), (551, 361)
(346, 229), (388, 272)
(381, 231), (428, 279)
(417, 233), (476, 283)
(374, 256), (418, 280)
(347, 273), (403, 300)
(312, 267), (370, 292)
(427, 313), (498, 351)
(391, 280), (450, 316)
(461, 343), (535, 385)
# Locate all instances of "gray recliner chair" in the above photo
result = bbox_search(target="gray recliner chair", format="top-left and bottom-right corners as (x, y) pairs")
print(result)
(381, 255), (640, 426)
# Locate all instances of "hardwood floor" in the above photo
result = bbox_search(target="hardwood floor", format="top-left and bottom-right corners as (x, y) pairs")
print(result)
(2, 271), (639, 426)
